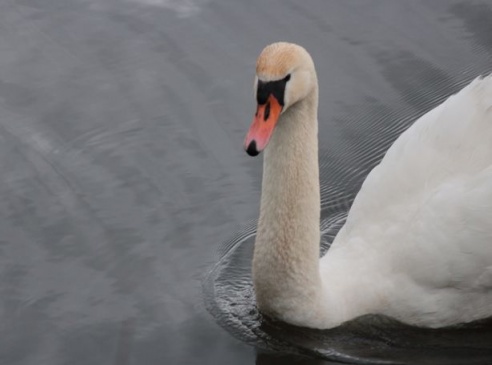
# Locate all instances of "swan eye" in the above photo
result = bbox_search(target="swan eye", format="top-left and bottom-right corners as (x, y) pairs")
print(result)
(284, 74), (291, 82)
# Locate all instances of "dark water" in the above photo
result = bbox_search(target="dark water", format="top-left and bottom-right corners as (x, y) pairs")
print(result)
(1, 1), (492, 364)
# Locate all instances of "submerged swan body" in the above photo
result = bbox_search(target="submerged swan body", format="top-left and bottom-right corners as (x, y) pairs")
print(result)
(244, 42), (492, 329)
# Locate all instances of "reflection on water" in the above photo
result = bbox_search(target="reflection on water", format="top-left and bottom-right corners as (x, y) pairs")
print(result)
(256, 352), (341, 365)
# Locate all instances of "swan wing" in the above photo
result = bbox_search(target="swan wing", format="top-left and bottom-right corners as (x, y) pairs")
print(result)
(326, 75), (492, 325)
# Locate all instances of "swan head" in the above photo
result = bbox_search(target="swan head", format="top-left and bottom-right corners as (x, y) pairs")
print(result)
(244, 42), (317, 156)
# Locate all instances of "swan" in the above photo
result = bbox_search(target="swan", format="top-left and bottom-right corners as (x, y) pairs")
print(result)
(243, 42), (492, 329)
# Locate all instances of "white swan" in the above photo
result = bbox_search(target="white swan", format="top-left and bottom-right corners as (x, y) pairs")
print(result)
(243, 42), (492, 329)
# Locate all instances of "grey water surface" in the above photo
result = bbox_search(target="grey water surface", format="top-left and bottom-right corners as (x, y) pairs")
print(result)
(1, 1), (492, 364)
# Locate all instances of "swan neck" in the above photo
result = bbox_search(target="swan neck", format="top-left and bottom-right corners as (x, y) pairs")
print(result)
(252, 89), (325, 326)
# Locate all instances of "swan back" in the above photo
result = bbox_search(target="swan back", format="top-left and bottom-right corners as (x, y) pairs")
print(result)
(324, 74), (492, 327)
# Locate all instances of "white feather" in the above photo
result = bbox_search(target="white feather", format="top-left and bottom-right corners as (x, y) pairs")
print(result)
(322, 74), (492, 327)
(250, 42), (492, 329)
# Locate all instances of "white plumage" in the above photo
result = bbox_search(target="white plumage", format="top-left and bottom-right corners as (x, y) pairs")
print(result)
(246, 42), (492, 329)
(323, 75), (492, 327)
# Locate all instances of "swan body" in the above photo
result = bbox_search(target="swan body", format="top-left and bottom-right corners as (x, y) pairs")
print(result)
(244, 42), (492, 329)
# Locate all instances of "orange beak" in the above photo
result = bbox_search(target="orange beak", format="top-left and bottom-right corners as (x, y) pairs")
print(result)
(244, 94), (283, 156)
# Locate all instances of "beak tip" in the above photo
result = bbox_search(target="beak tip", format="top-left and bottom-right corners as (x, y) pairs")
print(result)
(245, 140), (260, 156)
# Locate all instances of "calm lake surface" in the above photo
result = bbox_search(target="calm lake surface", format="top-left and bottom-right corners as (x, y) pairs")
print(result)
(1, 1), (492, 364)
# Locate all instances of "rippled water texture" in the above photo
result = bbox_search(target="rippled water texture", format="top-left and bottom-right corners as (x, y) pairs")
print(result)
(1, 1), (492, 364)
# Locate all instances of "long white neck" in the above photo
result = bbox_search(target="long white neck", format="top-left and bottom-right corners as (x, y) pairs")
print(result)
(252, 87), (330, 327)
